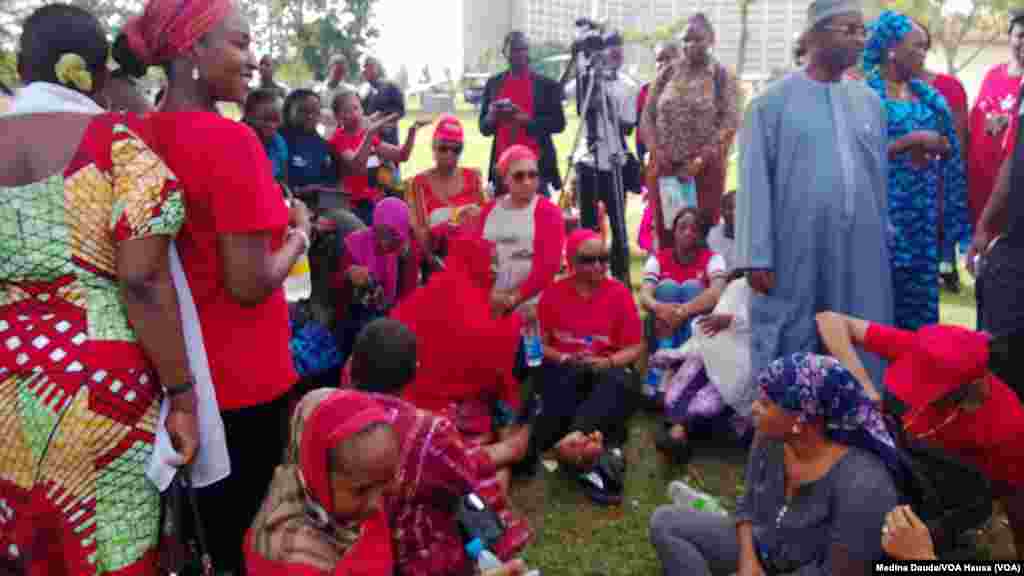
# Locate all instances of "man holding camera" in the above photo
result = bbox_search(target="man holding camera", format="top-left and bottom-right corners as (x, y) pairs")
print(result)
(565, 31), (640, 285)
(479, 31), (567, 197)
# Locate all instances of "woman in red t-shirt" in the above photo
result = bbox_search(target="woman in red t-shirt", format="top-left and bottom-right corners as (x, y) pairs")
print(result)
(408, 115), (488, 262)
(817, 311), (1024, 558)
(639, 208), (728, 397)
(328, 89), (428, 226)
(534, 230), (645, 506)
(122, 2), (313, 571)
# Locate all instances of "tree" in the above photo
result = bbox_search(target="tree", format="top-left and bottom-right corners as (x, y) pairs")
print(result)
(528, 41), (569, 80)
(736, 0), (756, 77)
(419, 65), (431, 85)
(887, 0), (1021, 74)
(623, 17), (688, 51)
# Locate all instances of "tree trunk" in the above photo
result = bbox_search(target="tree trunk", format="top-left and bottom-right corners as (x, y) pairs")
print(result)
(736, 0), (752, 78)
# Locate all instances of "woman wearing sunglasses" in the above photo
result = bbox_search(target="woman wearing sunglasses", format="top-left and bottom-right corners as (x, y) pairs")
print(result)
(817, 311), (1024, 558)
(471, 145), (565, 320)
(531, 229), (645, 505)
(408, 115), (488, 262)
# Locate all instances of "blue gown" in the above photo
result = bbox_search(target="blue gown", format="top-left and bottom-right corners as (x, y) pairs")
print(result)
(867, 72), (969, 330)
(736, 71), (895, 388)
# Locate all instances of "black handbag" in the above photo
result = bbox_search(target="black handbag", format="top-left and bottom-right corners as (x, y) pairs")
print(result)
(159, 467), (214, 576)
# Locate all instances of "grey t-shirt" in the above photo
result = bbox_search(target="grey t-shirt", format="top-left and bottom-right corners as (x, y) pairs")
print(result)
(735, 439), (899, 574)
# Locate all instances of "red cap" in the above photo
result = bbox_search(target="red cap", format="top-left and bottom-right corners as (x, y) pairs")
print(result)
(433, 114), (464, 143)
(884, 325), (991, 409)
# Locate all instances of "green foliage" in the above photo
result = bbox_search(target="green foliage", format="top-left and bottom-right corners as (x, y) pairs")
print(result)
(529, 41), (569, 80)
(624, 17), (688, 51)
(0, 50), (17, 88)
(298, 0), (379, 82)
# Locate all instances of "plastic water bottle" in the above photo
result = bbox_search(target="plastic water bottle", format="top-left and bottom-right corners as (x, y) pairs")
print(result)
(523, 316), (543, 368)
(284, 199), (312, 302)
(465, 539), (502, 571)
(668, 480), (727, 516)
(644, 337), (675, 398)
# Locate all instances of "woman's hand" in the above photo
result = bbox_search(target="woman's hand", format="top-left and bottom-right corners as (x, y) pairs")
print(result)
(882, 506), (937, 561)
(288, 198), (313, 236)
(697, 314), (733, 337)
(348, 265), (371, 287)
(167, 391), (199, 465)
(581, 355), (613, 372)
(367, 111), (401, 135)
(409, 118), (432, 132)
(967, 225), (996, 277)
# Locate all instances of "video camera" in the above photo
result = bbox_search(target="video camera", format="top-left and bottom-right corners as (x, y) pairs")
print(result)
(573, 18), (614, 58)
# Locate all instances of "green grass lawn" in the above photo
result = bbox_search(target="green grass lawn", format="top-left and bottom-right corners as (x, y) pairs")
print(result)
(394, 111), (1010, 571)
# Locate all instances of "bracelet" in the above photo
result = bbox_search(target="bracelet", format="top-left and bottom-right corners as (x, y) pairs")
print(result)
(163, 380), (194, 398)
(289, 228), (311, 252)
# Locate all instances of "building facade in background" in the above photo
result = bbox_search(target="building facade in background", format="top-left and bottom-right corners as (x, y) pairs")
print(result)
(463, 0), (810, 81)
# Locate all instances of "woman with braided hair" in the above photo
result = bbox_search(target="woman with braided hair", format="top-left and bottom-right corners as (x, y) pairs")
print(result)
(863, 11), (969, 330)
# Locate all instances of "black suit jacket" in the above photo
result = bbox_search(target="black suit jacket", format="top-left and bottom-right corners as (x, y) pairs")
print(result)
(478, 70), (567, 190)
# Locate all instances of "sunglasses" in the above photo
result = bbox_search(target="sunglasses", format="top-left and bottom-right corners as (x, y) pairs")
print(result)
(576, 253), (610, 266)
(821, 23), (867, 37)
(435, 144), (463, 155)
(510, 170), (539, 183)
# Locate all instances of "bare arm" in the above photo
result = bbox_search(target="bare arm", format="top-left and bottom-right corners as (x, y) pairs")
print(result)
(681, 277), (728, 318)
(118, 236), (197, 460)
(815, 311), (878, 400)
(978, 155), (1012, 237)
(608, 342), (645, 368)
(377, 121), (428, 164)
(639, 282), (659, 312)
(219, 231), (307, 306)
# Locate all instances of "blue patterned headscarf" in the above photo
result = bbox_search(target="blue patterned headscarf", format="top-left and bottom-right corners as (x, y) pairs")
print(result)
(863, 10), (972, 249)
(758, 353), (906, 482)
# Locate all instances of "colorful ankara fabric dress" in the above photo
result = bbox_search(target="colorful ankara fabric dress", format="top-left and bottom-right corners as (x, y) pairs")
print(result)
(0, 114), (183, 575)
(865, 11), (970, 330)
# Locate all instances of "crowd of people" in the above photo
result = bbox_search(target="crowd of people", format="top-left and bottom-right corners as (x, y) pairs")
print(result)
(1, 0), (1023, 574)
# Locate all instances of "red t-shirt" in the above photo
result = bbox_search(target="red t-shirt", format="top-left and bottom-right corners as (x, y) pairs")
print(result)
(644, 248), (725, 288)
(329, 128), (383, 204)
(538, 276), (643, 356)
(149, 112), (297, 411)
(864, 323), (1024, 487)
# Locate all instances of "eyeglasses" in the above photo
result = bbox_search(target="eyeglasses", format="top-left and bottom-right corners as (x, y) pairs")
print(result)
(822, 23), (868, 37)
(576, 253), (610, 266)
(510, 170), (539, 183)
(435, 144), (463, 155)
(903, 405), (962, 440)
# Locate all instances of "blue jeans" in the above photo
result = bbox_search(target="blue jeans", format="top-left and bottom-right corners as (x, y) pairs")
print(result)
(651, 279), (704, 347)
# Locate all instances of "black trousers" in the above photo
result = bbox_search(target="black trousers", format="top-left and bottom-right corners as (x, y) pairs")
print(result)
(576, 163), (630, 285)
(990, 330), (1023, 404)
(529, 363), (631, 458)
(190, 392), (291, 574)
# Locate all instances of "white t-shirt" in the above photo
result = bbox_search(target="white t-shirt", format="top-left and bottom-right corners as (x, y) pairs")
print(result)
(643, 251), (727, 286)
(484, 196), (538, 292)
(706, 224), (736, 272)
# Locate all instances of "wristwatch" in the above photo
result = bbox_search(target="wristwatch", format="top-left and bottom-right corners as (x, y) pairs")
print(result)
(163, 380), (194, 398)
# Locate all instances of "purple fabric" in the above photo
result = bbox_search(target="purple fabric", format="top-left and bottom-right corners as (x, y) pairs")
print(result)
(344, 198), (411, 304)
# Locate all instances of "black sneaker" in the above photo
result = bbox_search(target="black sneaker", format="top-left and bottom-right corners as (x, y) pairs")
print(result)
(578, 448), (625, 506)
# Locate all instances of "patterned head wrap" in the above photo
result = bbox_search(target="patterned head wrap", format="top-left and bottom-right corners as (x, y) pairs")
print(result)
(758, 353), (905, 481)
(863, 10), (913, 73)
(122, 0), (234, 66)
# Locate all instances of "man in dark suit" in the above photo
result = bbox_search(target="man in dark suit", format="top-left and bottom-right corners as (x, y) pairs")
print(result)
(479, 31), (567, 197)
(361, 56), (405, 146)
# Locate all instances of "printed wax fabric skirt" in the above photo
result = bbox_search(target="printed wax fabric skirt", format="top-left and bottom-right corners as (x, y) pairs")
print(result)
(0, 295), (161, 575)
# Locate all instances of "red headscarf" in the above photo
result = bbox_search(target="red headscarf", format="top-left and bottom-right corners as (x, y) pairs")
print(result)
(122, 0), (234, 65)
(496, 144), (538, 179)
(565, 228), (601, 272)
(299, 391), (392, 519)
(391, 237), (522, 414)
(433, 114), (464, 143)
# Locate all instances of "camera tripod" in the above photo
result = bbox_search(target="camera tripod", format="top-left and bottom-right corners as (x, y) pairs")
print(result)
(565, 53), (632, 291)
